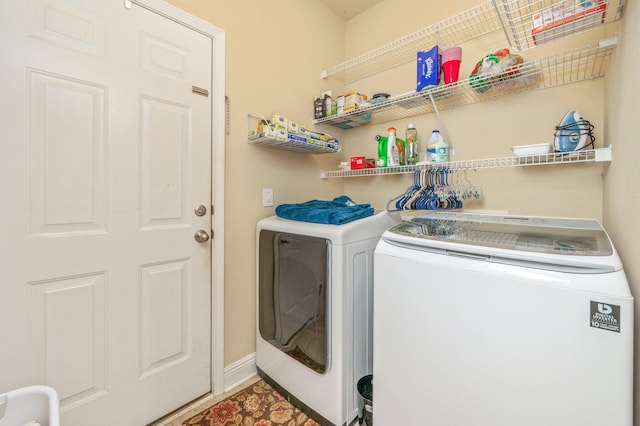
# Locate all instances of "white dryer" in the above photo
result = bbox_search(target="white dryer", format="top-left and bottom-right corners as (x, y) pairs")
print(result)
(373, 212), (633, 426)
(257, 211), (400, 426)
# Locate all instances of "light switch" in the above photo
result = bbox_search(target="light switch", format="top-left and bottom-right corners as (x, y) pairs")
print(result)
(262, 188), (274, 207)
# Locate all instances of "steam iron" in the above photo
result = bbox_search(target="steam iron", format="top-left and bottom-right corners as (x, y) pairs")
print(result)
(554, 110), (594, 152)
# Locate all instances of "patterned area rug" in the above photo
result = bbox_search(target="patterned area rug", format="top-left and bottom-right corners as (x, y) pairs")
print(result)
(182, 380), (321, 426)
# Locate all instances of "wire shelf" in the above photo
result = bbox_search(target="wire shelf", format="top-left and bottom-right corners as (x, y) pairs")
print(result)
(320, 0), (623, 83)
(320, 146), (611, 178)
(249, 135), (341, 154)
(321, 1), (502, 83)
(313, 39), (615, 128)
(499, 0), (624, 51)
(247, 113), (342, 154)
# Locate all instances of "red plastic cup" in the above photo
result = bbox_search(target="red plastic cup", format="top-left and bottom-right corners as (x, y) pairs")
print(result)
(442, 47), (462, 84)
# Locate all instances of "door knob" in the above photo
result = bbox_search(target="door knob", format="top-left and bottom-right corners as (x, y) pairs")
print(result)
(194, 229), (210, 243)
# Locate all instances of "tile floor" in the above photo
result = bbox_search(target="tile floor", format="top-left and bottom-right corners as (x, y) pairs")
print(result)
(150, 375), (261, 426)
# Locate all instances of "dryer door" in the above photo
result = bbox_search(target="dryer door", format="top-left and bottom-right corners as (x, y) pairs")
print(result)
(258, 230), (330, 373)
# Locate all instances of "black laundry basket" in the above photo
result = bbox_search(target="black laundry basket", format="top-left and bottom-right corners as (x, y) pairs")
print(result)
(357, 375), (373, 426)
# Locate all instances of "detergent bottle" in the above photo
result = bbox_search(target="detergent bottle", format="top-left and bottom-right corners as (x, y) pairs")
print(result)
(387, 127), (399, 167)
(376, 135), (388, 167)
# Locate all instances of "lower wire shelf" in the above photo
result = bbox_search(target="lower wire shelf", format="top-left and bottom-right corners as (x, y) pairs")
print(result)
(320, 146), (612, 178)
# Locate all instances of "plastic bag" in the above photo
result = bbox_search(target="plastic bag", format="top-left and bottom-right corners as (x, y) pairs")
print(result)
(469, 48), (524, 93)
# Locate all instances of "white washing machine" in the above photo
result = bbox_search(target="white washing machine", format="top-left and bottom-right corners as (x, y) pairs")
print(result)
(256, 211), (400, 426)
(373, 211), (633, 426)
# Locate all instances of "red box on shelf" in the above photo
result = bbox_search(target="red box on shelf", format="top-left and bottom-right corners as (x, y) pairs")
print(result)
(531, 1), (607, 45)
(350, 156), (365, 169)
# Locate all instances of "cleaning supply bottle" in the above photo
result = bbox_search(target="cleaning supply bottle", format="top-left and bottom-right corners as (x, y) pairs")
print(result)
(405, 124), (418, 165)
(426, 130), (440, 162)
(376, 135), (388, 167)
(434, 130), (449, 163)
(387, 127), (399, 167)
(397, 137), (406, 165)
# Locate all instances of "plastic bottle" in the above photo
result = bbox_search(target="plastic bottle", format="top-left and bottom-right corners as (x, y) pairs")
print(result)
(376, 135), (388, 167)
(434, 130), (449, 163)
(387, 127), (399, 167)
(427, 130), (449, 163)
(397, 137), (406, 166)
(405, 124), (418, 165)
(426, 130), (439, 162)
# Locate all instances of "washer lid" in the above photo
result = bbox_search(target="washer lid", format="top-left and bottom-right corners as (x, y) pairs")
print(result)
(384, 212), (620, 273)
(389, 212), (612, 256)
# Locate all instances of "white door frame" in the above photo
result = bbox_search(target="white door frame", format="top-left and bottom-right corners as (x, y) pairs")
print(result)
(133, 0), (226, 396)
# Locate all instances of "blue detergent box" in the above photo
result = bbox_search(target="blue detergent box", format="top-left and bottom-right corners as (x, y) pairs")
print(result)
(416, 46), (441, 91)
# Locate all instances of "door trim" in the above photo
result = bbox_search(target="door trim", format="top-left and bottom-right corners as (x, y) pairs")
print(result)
(132, 0), (226, 396)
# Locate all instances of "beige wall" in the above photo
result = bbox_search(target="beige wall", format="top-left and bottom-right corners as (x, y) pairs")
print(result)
(164, 0), (347, 365)
(603, 0), (640, 421)
(166, 0), (637, 413)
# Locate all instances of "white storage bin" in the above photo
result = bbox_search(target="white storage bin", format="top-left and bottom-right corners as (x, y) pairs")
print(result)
(0, 386), (59, 426)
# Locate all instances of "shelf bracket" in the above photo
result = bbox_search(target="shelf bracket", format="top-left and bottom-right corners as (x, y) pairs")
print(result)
(595, 145), (612, 162)
(491, 0), (519, 51)
(599, 36), (618, 48)
(433, 23), (444, 47)
(428, 92), (454, 155)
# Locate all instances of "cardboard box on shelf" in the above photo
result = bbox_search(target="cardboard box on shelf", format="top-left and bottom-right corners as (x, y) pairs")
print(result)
(531, 0), (607, 45)
(350, 156), (365, 170)
(314, 97), (324, 119)
(344, 92), (368, 112)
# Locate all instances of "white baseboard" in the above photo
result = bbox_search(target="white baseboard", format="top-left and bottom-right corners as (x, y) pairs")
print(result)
(223, 352), (257, 393)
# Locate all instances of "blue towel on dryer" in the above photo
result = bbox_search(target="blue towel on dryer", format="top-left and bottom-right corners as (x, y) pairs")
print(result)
(275, 196), (374, 225)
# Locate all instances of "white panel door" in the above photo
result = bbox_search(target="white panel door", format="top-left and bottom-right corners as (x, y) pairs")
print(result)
(0, 1), (213, 424)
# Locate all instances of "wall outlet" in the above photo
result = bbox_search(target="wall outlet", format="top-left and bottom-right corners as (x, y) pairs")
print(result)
(262, 188), (274, 207)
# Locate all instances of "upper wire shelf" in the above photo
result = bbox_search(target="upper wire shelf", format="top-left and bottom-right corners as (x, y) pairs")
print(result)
(500, 0), (624, 51)
(314, 39), (615, 128)
(321, 1), (502, 83)
(320, 0), (623, 83)
(320, 146), (611, 178)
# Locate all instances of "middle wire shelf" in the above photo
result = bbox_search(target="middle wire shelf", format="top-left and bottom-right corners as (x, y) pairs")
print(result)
(313, 39), (616, 129)
(320, 146), (611, 178)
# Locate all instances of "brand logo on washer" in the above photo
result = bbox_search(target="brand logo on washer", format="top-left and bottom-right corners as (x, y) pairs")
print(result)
(597, 303), (613, 315)
(590, 301), (620, 333)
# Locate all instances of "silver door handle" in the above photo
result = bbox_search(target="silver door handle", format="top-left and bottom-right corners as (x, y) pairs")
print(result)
(194, 204), (207, 217)
(194, 229), (210, 243)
